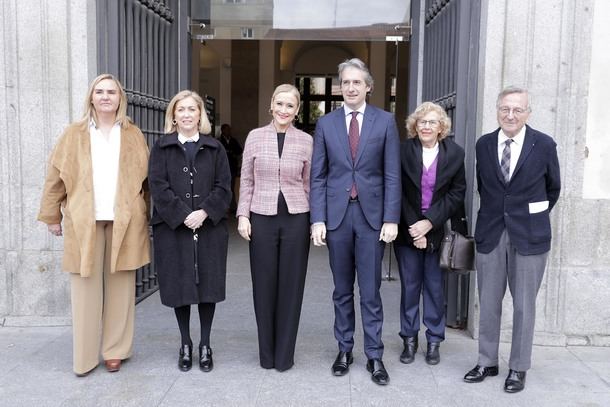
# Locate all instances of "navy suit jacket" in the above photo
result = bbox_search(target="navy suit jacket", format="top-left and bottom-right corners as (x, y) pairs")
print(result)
(310, 104), (401, 230)
(475, 125), (561, 255)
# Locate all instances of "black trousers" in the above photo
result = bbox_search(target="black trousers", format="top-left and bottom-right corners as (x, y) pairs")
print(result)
(249, 195), (310, 371)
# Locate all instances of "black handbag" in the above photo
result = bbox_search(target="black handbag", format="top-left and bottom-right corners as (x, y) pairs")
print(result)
(439, 230), (475, 274)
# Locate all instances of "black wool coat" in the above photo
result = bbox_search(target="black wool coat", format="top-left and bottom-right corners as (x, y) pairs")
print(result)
(395, 137), (468, 251)
(149, 133), (232, 307)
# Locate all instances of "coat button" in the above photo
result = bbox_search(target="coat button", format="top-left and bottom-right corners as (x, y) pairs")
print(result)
(186, 193), (191, 198)
(183, 167), (188, 172)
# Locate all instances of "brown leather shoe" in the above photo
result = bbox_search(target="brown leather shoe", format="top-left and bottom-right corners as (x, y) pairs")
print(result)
(104, 359), (121, 372)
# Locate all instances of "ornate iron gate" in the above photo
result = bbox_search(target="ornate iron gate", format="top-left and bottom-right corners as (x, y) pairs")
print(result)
(96, 0), (190, 302)
(410, 0), (481, 328)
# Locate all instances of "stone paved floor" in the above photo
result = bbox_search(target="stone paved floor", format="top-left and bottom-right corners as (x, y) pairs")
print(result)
(1, 222), (609, 406)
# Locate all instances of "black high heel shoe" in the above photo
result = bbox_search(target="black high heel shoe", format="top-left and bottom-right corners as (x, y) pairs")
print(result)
(199, 344), (213, 372)
(178, 344), (193, 371)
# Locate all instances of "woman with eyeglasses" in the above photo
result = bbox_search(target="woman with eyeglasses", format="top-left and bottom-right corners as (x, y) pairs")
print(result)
(394, 102), (467, 366)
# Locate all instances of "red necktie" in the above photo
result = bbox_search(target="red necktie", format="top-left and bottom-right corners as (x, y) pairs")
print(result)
(349, 111), (359, 198)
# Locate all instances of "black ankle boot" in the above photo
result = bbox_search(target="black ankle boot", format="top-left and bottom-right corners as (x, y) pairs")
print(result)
(178, 344), (193, 371)
(199, 344), (213, 372)
(425, 342), (440, 365)
(400, 336), (418, 364)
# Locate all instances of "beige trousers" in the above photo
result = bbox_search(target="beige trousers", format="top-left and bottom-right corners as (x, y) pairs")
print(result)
(70, 221), (135, 375)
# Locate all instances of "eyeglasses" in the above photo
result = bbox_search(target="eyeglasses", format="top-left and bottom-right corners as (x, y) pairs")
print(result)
(417, 119), (440, 128)
(498, 106), (528, 116)
(341, 79), (366, 88)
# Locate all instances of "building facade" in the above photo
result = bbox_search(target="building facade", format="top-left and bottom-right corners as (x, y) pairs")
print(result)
(1, 0), (608, 346)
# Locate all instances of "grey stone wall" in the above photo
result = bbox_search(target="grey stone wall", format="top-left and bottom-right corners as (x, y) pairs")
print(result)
(469, 0), (610, 346)
(0, 0), (96, 326)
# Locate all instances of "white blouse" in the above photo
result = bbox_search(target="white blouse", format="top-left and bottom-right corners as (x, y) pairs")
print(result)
(90, 122), (121, 220)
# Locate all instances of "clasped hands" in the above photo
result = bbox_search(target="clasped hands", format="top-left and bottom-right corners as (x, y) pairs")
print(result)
(409, 219), (433, 250)
(310, 222), (398, 246)
(184, 209), (207, 230)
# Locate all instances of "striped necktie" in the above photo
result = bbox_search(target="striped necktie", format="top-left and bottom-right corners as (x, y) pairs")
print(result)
(500, 139), (513, 183)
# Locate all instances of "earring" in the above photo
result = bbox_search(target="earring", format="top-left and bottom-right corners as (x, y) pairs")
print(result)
(172, 119), (177, 125)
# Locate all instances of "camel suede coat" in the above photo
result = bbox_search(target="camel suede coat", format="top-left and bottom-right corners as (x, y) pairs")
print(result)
(38, 122), (150, 277)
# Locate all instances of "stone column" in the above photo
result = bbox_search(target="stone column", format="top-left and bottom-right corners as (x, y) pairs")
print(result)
(0, 0), (97, 326)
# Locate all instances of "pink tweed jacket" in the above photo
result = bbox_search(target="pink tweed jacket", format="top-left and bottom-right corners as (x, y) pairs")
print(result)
(237, 122), (313, 217)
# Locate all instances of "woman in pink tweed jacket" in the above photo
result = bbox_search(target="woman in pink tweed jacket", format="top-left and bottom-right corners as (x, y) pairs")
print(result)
(236, 84), (312, 371)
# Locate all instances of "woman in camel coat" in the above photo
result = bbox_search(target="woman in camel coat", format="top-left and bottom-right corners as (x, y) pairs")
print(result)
(38, 74), (150, 376)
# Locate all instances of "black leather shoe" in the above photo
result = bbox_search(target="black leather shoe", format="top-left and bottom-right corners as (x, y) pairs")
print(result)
(400, 336), (418, 364)
(331, 351), (353, 376)
(178, 344), (192, 372)
(504, 369), (526, 393)
(366, 359), (389, 385)
(199, 345), (213, 372)
(425, 342), (440, 365)
(463, 364), (499, 383)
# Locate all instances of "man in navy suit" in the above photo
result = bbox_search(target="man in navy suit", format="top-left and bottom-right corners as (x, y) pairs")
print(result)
(310, 58), (401, 385)
(464, 87), (561, 393)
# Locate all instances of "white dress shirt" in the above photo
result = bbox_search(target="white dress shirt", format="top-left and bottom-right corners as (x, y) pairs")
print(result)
(497, 126), (526, 180)
(343, 103), (366, 135)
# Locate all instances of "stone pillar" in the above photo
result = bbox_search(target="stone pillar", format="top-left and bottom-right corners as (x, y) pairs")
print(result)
(258, 41), (276, 126)
(368, 42), (386, 109)
(0, 0), (97, 326)
(470, 0), (610, 346)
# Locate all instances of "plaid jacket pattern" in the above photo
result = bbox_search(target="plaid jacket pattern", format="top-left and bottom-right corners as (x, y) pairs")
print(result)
(237, 122), (313, 217)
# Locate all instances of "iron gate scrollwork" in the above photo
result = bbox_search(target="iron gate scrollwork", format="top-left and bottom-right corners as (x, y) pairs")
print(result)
(97, 0), (188, 303)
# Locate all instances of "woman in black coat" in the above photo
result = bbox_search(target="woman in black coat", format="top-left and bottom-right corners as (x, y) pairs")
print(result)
(394, 102), (467, 366)
(149, 90), (231, 372)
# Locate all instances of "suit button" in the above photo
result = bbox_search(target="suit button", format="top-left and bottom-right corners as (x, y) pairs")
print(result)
(186, 193), (191, 198)
(504, 212), (508, 216)
(183, 167), (188, 172)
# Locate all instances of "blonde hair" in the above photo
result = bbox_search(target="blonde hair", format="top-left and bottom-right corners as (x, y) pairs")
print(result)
(405, 101), (452, 140)
(164, 90), (212, 135)
(77, 74), (129, 129)
(270, 84), (301, 112)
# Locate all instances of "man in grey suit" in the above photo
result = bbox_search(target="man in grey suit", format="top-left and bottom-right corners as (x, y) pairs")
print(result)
(464, 86), (561, 393)
(310, 58), (401, 385)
